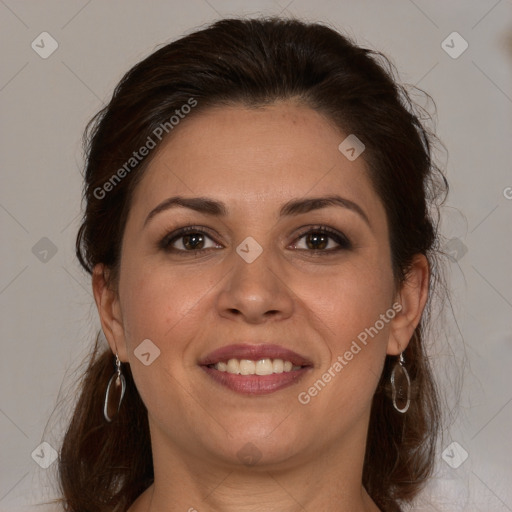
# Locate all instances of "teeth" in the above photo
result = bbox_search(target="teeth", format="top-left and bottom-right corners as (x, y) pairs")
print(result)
(255, 359), (273, 375)
(214, 358), (301, 375)
(216, 361), (228, 372)
(239, 359), (255, 375)
(273, 359), (284, 373)
(226, 359), (239, 374)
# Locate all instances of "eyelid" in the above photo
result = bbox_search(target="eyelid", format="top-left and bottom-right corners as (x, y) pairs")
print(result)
(159, 224), (352, 254)
(159, 225), (220, 251)
(291, 225), (352, 251)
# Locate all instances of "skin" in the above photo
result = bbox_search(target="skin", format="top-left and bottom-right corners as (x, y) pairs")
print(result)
(93, 101), (429, 512)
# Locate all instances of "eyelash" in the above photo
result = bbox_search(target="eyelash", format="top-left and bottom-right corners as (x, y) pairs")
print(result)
(290, 226), (352, 253)
(159, 225), (352, 255)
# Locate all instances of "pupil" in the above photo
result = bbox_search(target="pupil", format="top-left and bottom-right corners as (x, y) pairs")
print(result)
(183, 233), (204, 250)
(307, 233), (328, 250)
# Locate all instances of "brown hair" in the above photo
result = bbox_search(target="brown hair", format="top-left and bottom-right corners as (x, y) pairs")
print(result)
(58, 16), (447, 512)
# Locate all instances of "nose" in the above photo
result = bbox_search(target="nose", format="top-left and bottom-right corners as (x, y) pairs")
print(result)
(215, 244), (294, 324)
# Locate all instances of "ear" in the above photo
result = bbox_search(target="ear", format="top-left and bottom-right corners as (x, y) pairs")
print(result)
(387, 254), (429, 356)
(92, 263), (128, 362)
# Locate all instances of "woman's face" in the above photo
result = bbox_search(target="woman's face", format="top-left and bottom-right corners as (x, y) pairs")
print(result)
(103, 102), (411, 468)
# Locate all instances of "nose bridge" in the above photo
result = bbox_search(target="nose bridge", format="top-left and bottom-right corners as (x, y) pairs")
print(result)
(233, 240), (277, 293)
(215, 235), (294, 322)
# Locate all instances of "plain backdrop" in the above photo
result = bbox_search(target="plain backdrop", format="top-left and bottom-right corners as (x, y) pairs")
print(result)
(1, 1), (511, 511)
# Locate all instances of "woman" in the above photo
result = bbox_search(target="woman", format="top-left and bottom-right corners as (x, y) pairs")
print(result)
(58, 16), (447, 512)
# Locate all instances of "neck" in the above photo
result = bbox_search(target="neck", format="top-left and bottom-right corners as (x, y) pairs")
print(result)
(130, 415), (381, 512)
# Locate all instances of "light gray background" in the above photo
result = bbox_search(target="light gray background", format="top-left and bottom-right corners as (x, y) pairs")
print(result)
(1, 1), (511, 511)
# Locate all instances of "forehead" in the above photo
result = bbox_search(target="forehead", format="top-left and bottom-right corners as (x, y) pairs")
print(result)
(130, 102), (385, 221)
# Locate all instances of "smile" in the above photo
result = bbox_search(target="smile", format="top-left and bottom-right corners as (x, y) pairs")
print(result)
(211, 358), (301, 374)
(199, 344), (313, 395)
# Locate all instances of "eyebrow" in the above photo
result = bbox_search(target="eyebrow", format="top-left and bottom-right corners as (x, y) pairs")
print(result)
(144, 194), (371, 228)
(280, 196), (370, 227)
(144, 196), (227, 227)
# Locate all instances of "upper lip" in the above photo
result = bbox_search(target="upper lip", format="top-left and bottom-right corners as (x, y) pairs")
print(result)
(199, 344), (313, 367)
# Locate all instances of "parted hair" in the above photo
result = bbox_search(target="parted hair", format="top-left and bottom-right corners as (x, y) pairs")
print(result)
(58, 16), (447, 512)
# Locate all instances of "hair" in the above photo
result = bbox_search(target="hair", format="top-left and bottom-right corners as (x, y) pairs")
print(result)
(58, 15), (448, 512)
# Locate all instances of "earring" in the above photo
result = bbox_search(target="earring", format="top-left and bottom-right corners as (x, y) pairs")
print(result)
(103, 353), (126, 422)
(390, 352), (411, 414)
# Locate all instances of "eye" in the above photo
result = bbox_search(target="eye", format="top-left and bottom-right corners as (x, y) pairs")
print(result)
(160, 226), (221, 254)
(291, 226), (352, 252)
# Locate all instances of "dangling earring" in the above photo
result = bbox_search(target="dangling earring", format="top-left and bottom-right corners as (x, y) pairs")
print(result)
(391, 352), (411, 414)
(104, 353), (126, 422)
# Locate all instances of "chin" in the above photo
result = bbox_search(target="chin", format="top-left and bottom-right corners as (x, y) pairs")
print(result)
(204, 419), (308, 468)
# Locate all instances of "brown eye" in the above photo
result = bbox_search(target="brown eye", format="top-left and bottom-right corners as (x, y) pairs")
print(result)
(305, 232), (329, 250)
(292, 227), (351, 252)
(160, 227), (221, 253)
(181, 233), (206, 250)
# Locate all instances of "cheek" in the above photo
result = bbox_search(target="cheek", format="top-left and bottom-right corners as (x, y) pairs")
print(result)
(296, 255), (395, 341)
(119, 267), (211, 349)
(117, 266), (212, 426)
(118, 243), (395, 421)
(293, 259), (394, 414)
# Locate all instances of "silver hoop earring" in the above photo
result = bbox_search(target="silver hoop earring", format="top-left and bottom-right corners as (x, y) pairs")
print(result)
(390, 352), (411, 414)
(104, 353), (126, 422)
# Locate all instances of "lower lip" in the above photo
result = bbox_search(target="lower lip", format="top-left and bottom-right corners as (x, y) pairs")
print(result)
(200, 366), (310, 395)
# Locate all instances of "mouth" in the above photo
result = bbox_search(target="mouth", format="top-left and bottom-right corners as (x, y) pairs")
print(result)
(198, 344), (313, 395)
